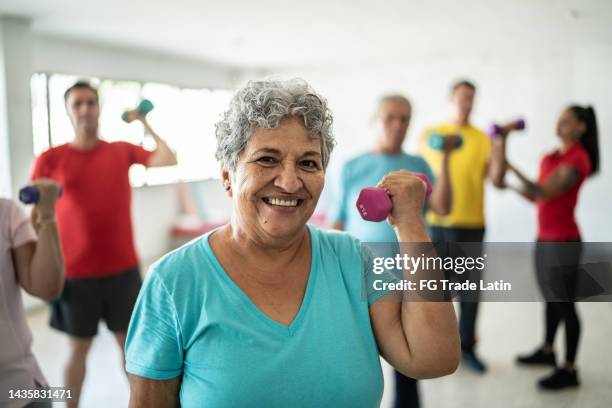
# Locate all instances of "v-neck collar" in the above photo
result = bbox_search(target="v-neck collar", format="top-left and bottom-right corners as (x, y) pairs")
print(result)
(202, 224), (318, 337)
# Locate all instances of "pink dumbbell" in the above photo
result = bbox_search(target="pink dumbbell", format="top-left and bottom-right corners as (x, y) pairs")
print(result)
(356, 172), (433, 222)
(488, 118), (526, 138)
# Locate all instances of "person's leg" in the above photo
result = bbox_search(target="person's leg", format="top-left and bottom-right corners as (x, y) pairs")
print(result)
(544, 302), (560, 350)
(103, 267), (142, 374)
(451, 228), (487, 371)
(65, 336), (93, 408)
(393, 370), (420, 408)
(538, 241), (582, 389)
(459, 300), (479, 351)
(49, 278), (102, 407)
(557, 302), (581, 368)
(113, 331), (128, 372)
(538, 300), (581, 389)
(560, 242), (582, 369)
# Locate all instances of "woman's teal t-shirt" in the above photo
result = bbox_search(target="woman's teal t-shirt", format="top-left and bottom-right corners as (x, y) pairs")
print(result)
(125, 225), (384, 407)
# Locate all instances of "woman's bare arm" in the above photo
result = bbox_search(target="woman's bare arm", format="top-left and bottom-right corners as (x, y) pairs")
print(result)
(128, 375), (181, 408)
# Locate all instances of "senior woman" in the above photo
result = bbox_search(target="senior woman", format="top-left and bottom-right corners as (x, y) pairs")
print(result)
(125, 79), (460, 407)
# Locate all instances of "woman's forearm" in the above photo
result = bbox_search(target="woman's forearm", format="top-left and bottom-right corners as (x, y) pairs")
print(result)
(507, 163), (544, 198)
(143, 120), (178, 167)
(29, 209), (64, 299)
(429, 154), (452, 216)
(394, 221), (461, 378)
(489, 138), (508, 188)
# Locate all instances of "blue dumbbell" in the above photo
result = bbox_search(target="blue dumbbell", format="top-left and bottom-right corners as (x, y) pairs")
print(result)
(428, 133), (463, 150)
(19, 186), (62, 204)
(121, 99), (154, 123)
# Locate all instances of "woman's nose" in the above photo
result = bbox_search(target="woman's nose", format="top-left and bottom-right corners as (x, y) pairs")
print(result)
(274, 164), (303, 193)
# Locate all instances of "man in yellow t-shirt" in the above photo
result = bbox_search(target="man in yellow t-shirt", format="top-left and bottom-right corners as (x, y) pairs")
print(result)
(420, 80), (505, 373)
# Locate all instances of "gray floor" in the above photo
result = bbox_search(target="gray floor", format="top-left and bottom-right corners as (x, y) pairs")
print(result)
(26, 301), (612, 407)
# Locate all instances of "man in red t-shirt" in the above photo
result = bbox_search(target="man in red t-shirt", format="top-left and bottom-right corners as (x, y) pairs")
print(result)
(31, 81), (177, 407)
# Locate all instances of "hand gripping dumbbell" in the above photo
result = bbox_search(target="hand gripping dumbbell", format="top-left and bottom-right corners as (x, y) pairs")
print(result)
(428, 133), (463, 150)
(487, 118), (525, 138)
(19, 185), (62, 204)
(121, 99), (154, 123)
(356, 173), (433, 222)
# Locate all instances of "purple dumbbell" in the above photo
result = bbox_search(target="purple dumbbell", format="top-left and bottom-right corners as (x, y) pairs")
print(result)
(19, 185), (62, 204)
(356, 172), (433, 222)
(488, 118), (526, 138)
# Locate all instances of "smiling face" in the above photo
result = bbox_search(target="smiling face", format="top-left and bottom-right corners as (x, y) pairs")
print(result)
(556, 108), (586, 144)
(223, 117), (325, 242)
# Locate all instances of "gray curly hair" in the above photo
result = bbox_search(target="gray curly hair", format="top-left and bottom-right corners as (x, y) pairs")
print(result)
(215, 78), (335, 172)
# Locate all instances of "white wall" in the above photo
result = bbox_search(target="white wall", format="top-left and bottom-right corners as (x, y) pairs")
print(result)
(266, 45), (612, 242)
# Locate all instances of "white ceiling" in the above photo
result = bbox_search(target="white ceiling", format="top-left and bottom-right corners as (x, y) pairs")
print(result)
(1, 0), (611, 69)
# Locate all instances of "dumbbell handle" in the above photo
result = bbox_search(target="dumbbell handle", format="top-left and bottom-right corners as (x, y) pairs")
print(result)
(428, 133), (463, 150)
(488, 119), (525, 137)
(19, 186), (63, 204)
(121, 99), (154, 123)
(356, 173), (433, 222)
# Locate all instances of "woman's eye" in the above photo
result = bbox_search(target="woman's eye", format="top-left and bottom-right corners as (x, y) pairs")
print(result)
(300, 160), (320, 170)
(256, 156), (277, 165)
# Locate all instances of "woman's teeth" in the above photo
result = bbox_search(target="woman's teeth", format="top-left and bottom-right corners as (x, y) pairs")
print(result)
(264, 197), (299, 207)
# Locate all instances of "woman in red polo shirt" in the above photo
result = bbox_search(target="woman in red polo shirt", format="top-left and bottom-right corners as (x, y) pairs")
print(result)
(505, 105), (599, 390)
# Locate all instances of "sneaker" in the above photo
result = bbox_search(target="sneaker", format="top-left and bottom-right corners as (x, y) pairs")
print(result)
(516, 348), (556, 367)
(462, 350), (487, 373)
(538, 368), (580, 390)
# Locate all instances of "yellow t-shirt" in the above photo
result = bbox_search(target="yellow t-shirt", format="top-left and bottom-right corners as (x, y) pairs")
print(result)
(420, 123), (491, 228)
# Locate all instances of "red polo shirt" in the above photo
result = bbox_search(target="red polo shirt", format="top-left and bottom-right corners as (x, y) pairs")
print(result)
(31, 141), (152, 279)
(536, 143), (591, 241)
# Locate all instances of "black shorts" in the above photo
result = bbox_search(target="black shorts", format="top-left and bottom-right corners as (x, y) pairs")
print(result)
(50, 267), (142, 338)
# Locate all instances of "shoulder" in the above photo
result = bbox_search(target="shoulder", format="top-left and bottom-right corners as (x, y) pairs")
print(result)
(344, 152), (374, 168)
(310, 226), (361, 260)
(569, 144), (590, 161)
(424, 123), (449, 133)
(37, 143), (69, 162)
(0, 198), (17, 225)
(144, 234), (211, 293)
(0, 198), (17, 212)
(338, 153), (374, 179)
(463, 125), (488, 143)
(566, 144), (592, 175)
(402, 153), (429, 167)
(108, 140), (135, 151)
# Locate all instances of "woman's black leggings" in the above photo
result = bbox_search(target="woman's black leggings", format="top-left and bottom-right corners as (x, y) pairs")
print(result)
(536, 240), (582, 364)
(544, 301), (580, 363)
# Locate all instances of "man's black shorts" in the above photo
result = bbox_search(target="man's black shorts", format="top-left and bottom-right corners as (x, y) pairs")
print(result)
(50, 267), (142, 338)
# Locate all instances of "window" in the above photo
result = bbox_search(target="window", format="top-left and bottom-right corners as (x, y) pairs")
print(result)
(30, 73), (232, 186)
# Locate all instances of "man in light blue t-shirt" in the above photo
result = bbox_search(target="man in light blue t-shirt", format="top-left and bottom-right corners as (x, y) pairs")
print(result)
(327, 94), (453, 408)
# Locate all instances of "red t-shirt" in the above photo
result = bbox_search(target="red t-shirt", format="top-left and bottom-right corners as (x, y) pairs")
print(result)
(536, 143), (591, 241)
(31, 141), (153, 279)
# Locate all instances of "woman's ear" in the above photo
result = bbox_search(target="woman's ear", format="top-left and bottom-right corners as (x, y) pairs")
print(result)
(221, 165), (232, 197)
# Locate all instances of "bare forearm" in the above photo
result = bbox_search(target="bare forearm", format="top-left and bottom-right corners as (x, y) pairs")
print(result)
(489, 138), (507, 188)
(29, 216), (64, 299)
(143, 121), (178, 166)
(508, 164), (543, 198)
(429, 154), (452, 216)
(394, 221), (460, 377)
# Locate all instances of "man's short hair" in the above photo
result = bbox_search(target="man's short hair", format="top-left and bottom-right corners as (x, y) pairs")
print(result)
(377, 94), (412, 112)
(64, 81), (99, 104)
(451, 79), (476, 94)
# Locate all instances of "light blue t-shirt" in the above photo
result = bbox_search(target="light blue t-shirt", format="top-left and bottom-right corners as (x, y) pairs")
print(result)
(125, 225), (384, 408)
(327, 152), (435, 243)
